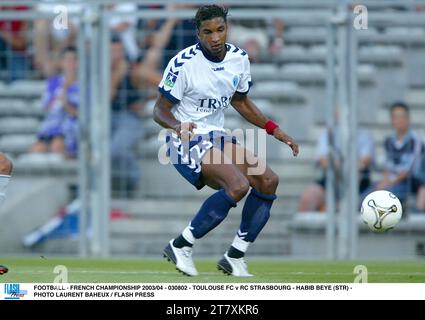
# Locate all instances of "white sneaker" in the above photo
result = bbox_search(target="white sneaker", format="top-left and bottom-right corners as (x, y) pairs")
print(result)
(163, 239), (198, 276)
(217, 252), (253, 277)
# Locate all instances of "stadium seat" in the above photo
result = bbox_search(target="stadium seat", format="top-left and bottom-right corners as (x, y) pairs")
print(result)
(15, 153), (77, 175)
(7, 80), (46, 96)
(308, 45), (327, 55)
(0, 99), (43, 117)
(250, 64), (280, 80)
(0, 117), (40, 134)
(0, 134), (36, 155)
(286, 26), (327, 38)
(283, 45), (307, 55)
(385, 27), (425, 36)
(250, 81), (301, 100)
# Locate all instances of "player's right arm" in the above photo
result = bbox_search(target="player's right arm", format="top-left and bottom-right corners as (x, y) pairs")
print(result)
(154, 49), (197, 139)
(153, 95), (196, 139)
(153, 94), (180, 131)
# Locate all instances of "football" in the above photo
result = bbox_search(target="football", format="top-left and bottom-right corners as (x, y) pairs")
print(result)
(361, 190), (403, 232)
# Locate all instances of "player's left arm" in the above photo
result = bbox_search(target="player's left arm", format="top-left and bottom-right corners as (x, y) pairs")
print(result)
(231, 93), (299, 156)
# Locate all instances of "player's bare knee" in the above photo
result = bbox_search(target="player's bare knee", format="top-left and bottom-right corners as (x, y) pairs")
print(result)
(258, 171), (279, 194)
(226, 177), (250, 201)
(0, 153), (12, 175)
(267, 172), (280, 191)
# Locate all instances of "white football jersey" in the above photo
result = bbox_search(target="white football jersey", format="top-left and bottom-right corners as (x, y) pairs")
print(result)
(158, 43), (252, 134)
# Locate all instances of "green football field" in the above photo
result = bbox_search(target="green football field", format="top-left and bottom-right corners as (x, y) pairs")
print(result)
(1, 257), (424, 283)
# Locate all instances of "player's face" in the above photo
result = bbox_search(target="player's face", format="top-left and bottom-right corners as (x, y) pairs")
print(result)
(391, 107), (410, 133)
(62, 51), (77, 75)
(197, 17), (227, 59)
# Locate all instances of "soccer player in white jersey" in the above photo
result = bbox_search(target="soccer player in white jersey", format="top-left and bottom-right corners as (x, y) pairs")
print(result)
(154, 5), (299, 277)
(0, 153), (12, 275)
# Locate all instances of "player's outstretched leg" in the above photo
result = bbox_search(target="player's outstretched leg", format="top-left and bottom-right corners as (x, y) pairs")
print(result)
(163, 188), (237, 276)
(164, 147), (248, 276)
(163, 239), (198, 277)
(218, 144), (278, 277)
(218, 189), (276, 277)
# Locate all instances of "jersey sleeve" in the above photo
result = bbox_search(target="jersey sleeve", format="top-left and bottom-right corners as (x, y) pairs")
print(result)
(236, 56), (252, 95)
(158, 57), (187, 104)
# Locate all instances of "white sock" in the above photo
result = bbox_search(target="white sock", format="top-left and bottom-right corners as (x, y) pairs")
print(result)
(231, 234), (250, 253)
(0, 175), (11, 208)
(182, 225), (196, 245)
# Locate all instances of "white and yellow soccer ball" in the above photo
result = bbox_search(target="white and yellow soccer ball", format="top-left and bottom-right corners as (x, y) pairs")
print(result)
(361, 190), (403, 232)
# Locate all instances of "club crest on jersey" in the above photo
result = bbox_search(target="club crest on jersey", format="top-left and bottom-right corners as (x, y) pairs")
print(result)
(233, 75), (240, 88)
(164, 71), (177, 89)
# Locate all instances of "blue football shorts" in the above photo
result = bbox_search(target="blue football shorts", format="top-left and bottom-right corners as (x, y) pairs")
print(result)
(166, 130), (238, 190)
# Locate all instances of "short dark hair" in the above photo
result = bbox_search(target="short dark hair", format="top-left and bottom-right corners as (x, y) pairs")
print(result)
(390, 101), (410, 115)
(111, 33), (122, 44)
(61, 46), (77, 56)
(193, 5), (228, 29)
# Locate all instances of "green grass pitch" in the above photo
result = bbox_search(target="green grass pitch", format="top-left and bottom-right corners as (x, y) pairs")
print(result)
(0, 257), (424, 283)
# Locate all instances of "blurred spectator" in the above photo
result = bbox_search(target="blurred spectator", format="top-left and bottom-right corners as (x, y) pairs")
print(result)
(363, 102), (423, 204)
(31, 46), (79, 158)
(299, 126), (374, 212)
(414, 144), (425, 212)
(151, 4), (196, 68)
(228, 17), (285, 63)
(110, 38), (144, 195)
(417, 185), (425, 213)
(35, 2), (141, 76)
(136, 15), (177, 86)
(269, 18), (285, 57)
(417, 4), (425, 12)
(35, 1), (82, 77)
(110, 17), (176, 196)
(0, 5), (30, 81)
(163, 19), (196, 68)
(107, 3), (140, 62)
